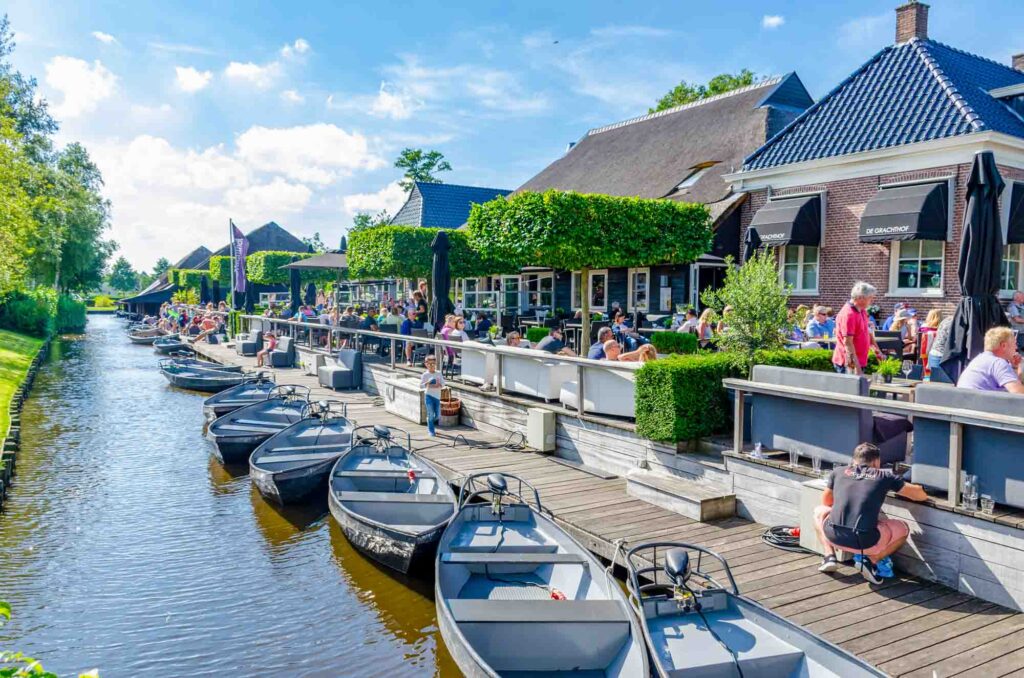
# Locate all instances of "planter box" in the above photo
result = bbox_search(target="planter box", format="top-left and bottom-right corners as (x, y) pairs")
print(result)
(382, 376), (426, 425)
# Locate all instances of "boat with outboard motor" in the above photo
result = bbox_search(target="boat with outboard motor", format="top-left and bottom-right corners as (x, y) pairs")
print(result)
(127, 326), (165, 344)
(621, 541), (885, 677)
(202, 374), (276, 421)
(153, 334), (191, 354)
(328, 425), (455, 574)
(435, 472), (649, 677)
(206, 385), (310, 464)
(250, 401), (356, 505)
(158, 359), (248, 393)
(166, 352), (243, 373)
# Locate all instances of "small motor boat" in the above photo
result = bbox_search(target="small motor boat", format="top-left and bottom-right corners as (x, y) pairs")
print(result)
(435, 472), (649, 677)
(202, 374), (276, 421)
(167, 351), (243, 373)
(206, 385), (310, 464)
(622, 541), (885, 677)
(328, 425), (455, 574)
(158, 359), (247, 393)
(128, 327), (165, 344)
(153, 335), (191, 354)
(250, 401), (356, 505)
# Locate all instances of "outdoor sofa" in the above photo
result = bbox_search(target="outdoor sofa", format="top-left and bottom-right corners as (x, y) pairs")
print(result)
(498, 346), (576, 402)
(559, 359), (641, 419)
(235, 329), (262, 357)
(318, 348), (363, 390)
(268, 336), (296, 368)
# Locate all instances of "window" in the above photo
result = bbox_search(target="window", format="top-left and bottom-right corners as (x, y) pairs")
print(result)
(628, 268), (650, 312)
(675, 162), (717, 190)
(893, 240), (943, 293)
(501, 275), (521, 312)
(522, 272), (554, 308)
(780, 245), (818, 293)
(1002, 244), (1023, 294)
(571, 272), (582, 310)
(589, 270), (608, 311)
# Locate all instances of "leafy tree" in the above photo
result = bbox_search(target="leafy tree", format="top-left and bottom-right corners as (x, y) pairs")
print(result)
(350, 209), (391, 234)
(394, 148), (451, 192)
(107, 256), (138, 292)
(302, 231), (327, 252)
(650, 69), (762, 113)
(152, 257), (170, 276)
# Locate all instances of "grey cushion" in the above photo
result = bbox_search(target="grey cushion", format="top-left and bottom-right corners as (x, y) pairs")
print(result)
(319, 364), (355, 389)
(235, 330), (262, 356)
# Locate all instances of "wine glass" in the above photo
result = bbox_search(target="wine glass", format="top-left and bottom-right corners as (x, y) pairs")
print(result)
(901, 359), (914, 381)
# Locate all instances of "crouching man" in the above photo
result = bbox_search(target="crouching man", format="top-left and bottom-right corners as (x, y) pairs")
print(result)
(813, 443), (927, 584)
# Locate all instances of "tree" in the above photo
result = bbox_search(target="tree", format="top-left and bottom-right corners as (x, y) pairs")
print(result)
(350, 209), (391, 234)
(107, 256), (138, 292)
(152, 257), (170, 276)
(650, 69), (762, 113)
(394, 148), (451, 192)
(302, 231), (327, 253)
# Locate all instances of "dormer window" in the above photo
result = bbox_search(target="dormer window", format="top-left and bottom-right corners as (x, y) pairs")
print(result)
(675, 162), (718, 190)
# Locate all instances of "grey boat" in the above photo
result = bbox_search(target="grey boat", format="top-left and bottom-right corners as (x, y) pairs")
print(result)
(128, 327), (165, 344)
(166, 352), (243, 373)
(158, 359), (247, 393)
(207, 386), (310, 464)
(153, 335), (191, 354)
(250, 401), (356, 505)
(622, 541), (885, 677)
(328, 425), (455, 574)
(201, 374), (276, 420)
(436, 473), (649, 678)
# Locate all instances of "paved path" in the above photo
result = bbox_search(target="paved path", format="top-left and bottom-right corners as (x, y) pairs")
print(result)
(192, 341), (1024, 677)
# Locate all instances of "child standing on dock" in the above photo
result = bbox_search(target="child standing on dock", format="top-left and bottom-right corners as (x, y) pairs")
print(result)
(420, 355), (445, 436)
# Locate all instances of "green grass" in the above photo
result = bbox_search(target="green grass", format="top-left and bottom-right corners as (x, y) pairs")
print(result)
(0, 329), (44, 436)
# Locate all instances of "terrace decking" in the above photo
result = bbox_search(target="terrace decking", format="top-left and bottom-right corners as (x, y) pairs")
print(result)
(193, 341), (1024, 676)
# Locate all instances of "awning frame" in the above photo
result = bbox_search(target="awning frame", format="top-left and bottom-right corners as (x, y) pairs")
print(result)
(860, 177), (953, 244)
(749, 190), (826, 248)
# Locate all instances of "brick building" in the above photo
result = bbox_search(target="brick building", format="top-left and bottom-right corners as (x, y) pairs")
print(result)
(726, 1), (1024, 317)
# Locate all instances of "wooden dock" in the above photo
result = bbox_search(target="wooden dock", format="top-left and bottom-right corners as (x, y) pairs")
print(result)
(192, 341), (1024, 677)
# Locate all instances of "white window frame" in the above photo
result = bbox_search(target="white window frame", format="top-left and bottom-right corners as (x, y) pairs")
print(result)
(522, 271), (555, 309)
(888, 240), (945, 297)
(778, 245), (819, 296)
(627, 267), (651, 312)
(1000, 243), (1024, 298)
(588, 269), (609, 311)
(570, 271), (582, 310)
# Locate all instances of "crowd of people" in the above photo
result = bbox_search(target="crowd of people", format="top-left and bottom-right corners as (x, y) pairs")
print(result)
(142, 301), (228, 343)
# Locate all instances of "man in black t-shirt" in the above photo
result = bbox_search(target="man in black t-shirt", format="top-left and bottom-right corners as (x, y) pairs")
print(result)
(813, 443), (927, 584)
(535, 328), (575, 356)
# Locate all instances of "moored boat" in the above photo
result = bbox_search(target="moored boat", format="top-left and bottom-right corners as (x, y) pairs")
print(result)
(250, 401), (356, 505)
(328, 425), (455, 574)
(128, 327), (165, 344)
(153, 335), (191, 354)
(166, 352), (243, 373)
(158, 359), (247, 393)
(622, 541), (884, 677)
(206, 386), (310, 464)
(435, 472), (649, 677)
(202, 374), (276, 421)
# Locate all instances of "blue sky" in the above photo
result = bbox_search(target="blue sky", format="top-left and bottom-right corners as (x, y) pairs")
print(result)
(6, 0), (1024, 269)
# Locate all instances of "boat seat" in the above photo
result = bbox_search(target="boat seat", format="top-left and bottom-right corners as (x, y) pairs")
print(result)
(215, 424), (285, 434)
(255, 452), (341, 464)
(339, 491), (452, 503)
(267, 443), (347, 453)
(448, 599), (626, 624)
(233, 419), (290, 427)
(441, 552), (587, 565)
(334, 470), (436, 479)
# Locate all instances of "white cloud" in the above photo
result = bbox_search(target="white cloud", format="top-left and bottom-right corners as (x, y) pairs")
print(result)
(369, 82), (420, 120)
(589, 26), (674, 39)
(224, 61), (281, 88)
(225, 178), (312, 214)
(149, 41), (219, 56)
(235, 123), (385, 184)
(91, 31), (118, 44)
(280, 38), (310, 59)
(175, 66), (213, 92)
(280, 89), (304, 104)
(838, 13), (889, 50)
(341, 181), (408, 218)
(45, 56), (117, 119)
(466, 71), (548, 113)
(762, 15), (785, 30)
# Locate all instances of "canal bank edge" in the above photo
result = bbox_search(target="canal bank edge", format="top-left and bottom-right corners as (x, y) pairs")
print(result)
(1, 334), (51, 510)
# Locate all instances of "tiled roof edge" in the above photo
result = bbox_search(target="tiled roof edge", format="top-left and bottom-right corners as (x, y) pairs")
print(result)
(912, 39), (984, 132)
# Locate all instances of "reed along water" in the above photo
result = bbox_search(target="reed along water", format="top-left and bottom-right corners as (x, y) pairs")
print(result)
(0, 315), (457, 676)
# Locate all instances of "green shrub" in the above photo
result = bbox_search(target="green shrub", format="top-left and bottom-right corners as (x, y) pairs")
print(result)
(348, 225), (514, 280)
(650, 331), (698, 355)
(209, 255), (232, 285)
(91, 294), (115, 308)
(56, 295), (87, 333)
(177, 269), (207, 291)
(526, 326), (550, 344)
(0, 288), (57, 337)
(752, 348), (834, 372)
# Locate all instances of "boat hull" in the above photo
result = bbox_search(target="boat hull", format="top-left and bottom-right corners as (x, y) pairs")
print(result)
(437, 601), (493, 678)
(328, 490), (442, 574)
(209, 434), (267, 464)
(162, 372), (243, 393)
(251, 460), (333, 505)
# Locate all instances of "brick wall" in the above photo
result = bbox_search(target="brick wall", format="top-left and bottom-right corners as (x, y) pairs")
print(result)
(739, 162), (1024, 319)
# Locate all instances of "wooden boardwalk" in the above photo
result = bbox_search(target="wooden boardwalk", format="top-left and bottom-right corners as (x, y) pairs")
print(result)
(192, 341), (1024, 677)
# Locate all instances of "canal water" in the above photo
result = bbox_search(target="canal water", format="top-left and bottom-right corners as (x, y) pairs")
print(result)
(0, 315), (457, 676)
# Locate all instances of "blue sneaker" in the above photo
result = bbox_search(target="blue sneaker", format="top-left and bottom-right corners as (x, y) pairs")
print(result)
(875, 557), (894, 579)
(852, 554), (864, 567)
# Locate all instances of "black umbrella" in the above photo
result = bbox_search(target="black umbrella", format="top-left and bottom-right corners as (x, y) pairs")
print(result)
(304, 282), (317, 306)
(941, 151), (1009, 377)
(199, 275), (210, 305)
(211, 279), (221, 304)
(289, 267), (302, 316)
(244, 283), (256, 314)
(339, 235), (348, 252)
(428, 230), (454, 330)
(743, 227), (763, 263)
(233, 290), (245, 311)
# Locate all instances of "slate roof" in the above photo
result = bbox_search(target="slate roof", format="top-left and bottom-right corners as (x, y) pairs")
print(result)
(209, 221), (309, 258)
(515, 74), (813, 213)
(123, 245), (212, 301)
(390, 182), (512, 228)
(744, 38), (1024, 171)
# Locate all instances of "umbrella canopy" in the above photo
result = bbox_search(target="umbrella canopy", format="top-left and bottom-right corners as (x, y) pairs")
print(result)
(244, 282), (256, 314)
(743, 227), (763, 263)
(280, 251), (347, 271)
(233, 290), (245, 311)
(428, 230), (454, 329)
(304, 282), (317, 306)
(942, 151), (1009, 376)
(211, 279), (221, 304)
(289, 268), (302, 315)
(199, 275), (211, 305)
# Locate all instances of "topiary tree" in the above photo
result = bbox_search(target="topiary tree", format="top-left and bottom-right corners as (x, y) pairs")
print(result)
(347, 225), (516, 281)
(467, 189), (712, 343)
(209, 255), (231, 286)
(700, 250), (791, 375)
(177, 269), (206, 291)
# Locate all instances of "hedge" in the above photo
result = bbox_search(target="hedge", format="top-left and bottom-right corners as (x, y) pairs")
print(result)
(347, 225), (516, 280)
(245, 251), (336, 286)
(650, 331), (698, 355)
(526, 327), (550, 344)
(177, 269), (207, 291)
(209, 256), (231, 286)
(635, 349), (835, 442)
(56, 295), (87, 333)
(0, 290), (86, 337)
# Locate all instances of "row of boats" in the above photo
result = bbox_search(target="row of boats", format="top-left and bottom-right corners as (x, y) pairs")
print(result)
(128, 321), (883, 677)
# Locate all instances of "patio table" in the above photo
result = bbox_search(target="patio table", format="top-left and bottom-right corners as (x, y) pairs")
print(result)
(869, 377), (919, 402)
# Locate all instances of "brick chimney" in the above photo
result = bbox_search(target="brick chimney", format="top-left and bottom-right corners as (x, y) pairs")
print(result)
(895, 1), (929, 44)
(1013, 53), (1024, 72)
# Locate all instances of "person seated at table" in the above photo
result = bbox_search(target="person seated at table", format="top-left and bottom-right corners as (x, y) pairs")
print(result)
(677, 309), (699, 334)
(806, 306), (836, 340)
(217, 301), (228, 313)
(958, 327), (1024, 393)
(505, 331), (523, 348)
(814, 443), (927, 583)
(891, 309), (918, 357)
(535, 327), (576, 356)
(400, 309), (423, 365)
(475, 313), (493, 336)
(192, 314), (219, 343)
(588, 327), (614, 359)
(602, 340), (656, 362)
(613, 310), (648, 351)
(786, 309), (807, 343)
(255, 331), (277, 368)
(697, 308), (716, 349)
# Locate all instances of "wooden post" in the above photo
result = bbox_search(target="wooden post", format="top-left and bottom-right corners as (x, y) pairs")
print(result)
(733, 390), (745, 454)
(390, 338), (396, 370)
(947, 421), (963, 508)
(495, 352), (503, 395)
(576, 362), (586, 416)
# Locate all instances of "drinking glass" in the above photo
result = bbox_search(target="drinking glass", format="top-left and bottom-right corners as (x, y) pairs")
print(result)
(980, 494), (996, 516)
(788, 450), (799, 469)
(811, 454), (823, 477)
(901, 359), (914, 381)
(962, 473), (979, 510)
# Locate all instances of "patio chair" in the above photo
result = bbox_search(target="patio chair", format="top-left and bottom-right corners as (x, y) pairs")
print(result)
(318, 349), (363, 390)
(235, 330), (262, 356)
(268, 336), (295, 368)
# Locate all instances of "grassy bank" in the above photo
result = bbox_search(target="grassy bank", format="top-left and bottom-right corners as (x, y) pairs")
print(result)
(0, 329), (44, 435)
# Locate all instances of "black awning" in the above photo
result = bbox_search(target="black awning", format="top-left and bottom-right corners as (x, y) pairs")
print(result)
(1008, 182), (1024, 245)
(119, 285), (175, 305)
(748, 195), (821, 247)
(859, 181), (948, 243)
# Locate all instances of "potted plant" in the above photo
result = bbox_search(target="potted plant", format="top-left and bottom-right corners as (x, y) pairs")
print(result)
(876, 358), (901, 383)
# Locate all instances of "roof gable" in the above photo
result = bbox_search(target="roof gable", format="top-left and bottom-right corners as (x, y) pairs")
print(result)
(390, 182), (512, 228)
(210, 221), (309, 258)
(745, 39), (1024, 171)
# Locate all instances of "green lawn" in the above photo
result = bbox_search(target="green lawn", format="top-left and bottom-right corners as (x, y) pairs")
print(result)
(0, 329), (44, 436)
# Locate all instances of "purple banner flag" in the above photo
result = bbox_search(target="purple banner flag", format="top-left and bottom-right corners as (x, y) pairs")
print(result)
(231, 221), (249, 293)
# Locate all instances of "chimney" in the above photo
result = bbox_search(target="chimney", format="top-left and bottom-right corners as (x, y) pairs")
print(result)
(895, 1), (929, 44)
(1013, 53), (1024, 72)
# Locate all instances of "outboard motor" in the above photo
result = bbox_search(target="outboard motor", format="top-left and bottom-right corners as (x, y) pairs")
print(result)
(665, 548), (696, 611)
(488, 473), (508, 519)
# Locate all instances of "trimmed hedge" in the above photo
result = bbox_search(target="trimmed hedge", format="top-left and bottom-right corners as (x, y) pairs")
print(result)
(209, 256), (231, 286)
(347, 225), (516, 280)
(650, 331), (698, 355)
(526, 327), (550, 344)
(245, 251), (335, 286)
(635, 348), (835, 442)
(177, 269), (207, 291)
